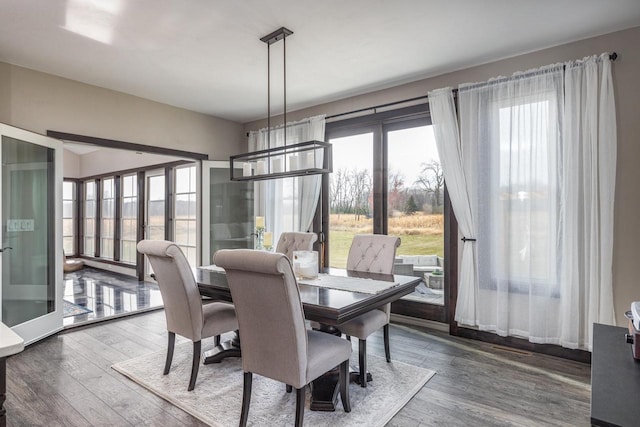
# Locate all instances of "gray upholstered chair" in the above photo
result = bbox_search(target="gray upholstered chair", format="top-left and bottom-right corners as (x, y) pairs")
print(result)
(275, 232), (318, 259)
(339, 234), (401, 388)
(137, 240), (238, 391)
(214, 249), (351, 427)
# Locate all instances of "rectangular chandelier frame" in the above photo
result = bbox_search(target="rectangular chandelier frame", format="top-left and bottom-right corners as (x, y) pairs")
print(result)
(230, 140), (332, 181)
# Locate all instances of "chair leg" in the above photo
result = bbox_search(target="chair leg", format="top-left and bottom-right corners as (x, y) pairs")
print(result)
(286, 384), (293, 393)
(188, 341), (202, 391)
(163, 332), (175, 375)
(384, 323), (391, 363)
(358, 339), (367, 388)
(339, 360), (351, 412)
(295, 386), (305, 427)
(240, 372), (253, 427)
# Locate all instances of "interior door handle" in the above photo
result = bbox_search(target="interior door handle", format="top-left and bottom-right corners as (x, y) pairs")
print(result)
(0, 246), (13, 252)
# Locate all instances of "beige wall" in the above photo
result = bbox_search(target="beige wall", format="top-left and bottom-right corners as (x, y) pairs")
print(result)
(0, 63), (244, 161)
(73, 148), (189, 178)
(63, 149), (81, 178)
(245, 26), (640, 326)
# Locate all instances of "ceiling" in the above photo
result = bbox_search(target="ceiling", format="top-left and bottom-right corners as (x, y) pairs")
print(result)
(2, 1), (640, 123)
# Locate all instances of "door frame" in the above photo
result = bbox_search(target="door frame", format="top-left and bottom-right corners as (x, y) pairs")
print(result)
(0, 123), (63, 345)
(321, 105), (455, 324)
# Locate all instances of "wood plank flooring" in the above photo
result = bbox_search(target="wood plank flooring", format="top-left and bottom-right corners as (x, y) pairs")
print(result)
(4, 311), (591, 426)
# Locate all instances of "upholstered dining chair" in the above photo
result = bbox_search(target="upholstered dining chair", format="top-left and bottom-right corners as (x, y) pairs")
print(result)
(214, 249), (351, 427)
(339, 234), (401, 388)
(137, 240), (238, 391)
(275, 231), (318, 259)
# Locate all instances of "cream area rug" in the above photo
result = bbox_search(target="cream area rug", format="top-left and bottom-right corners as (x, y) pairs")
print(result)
(112, 342), (435, 427)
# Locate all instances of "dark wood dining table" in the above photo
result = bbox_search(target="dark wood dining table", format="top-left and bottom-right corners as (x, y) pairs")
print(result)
(194, 266), (421, 411)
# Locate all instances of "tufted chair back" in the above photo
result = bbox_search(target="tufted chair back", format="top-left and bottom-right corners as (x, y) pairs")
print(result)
(346, 234), (401, 274)
(275, 232), (318, 260)
(137, 240), (204, 341)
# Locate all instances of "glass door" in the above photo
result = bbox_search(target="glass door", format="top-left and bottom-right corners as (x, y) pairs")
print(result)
(386, 124), (447, 318)
(324, 106), (450, 324)
(143, 170), (166, 278)
(327, 132), (374, 268)
(0, 123), (63, 344)
(201, 161), (254, 266)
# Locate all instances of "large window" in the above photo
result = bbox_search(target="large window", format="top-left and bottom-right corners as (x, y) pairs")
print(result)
(83, 181), (96, 256)
(325, 105), (448, 321)
(174, 165), (197, 266)
(100, 177), (115, 259)
(74, 162), (198, 274)
(63, 181), (76, 255)
(120, 174), (138, 264)
(328, 133), (373, 268)
(477, 96), (560, 294)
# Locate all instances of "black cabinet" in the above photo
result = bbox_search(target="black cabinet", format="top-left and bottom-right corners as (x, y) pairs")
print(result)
(591, 323), (640, 426)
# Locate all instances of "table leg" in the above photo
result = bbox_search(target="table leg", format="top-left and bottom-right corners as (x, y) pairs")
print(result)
(203, 330), (241, 364)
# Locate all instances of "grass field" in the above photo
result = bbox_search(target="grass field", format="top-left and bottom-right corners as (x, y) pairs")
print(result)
(329, 213), (444, 268)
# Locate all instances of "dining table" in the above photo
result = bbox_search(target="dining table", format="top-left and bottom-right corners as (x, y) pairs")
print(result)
(194, 265), (421, 411)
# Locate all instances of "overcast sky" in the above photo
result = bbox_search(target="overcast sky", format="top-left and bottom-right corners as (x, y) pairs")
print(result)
(330, 125), (439, 188)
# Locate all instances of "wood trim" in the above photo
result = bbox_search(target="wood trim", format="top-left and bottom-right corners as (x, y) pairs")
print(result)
(47, 130), (208, 160)
(454, 327), (591, 364)
(114, 175), (122, 262)
(445, 188), (459, 334)
(77, 255), (136, 270)
(391, 299), (446, 323)
(95, 178), (102, 258)
(164, 167), (173, 241)
(136, 171), (145, 281)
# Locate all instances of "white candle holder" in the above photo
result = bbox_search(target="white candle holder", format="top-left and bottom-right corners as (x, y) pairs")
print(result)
(255, 226), (265, 250)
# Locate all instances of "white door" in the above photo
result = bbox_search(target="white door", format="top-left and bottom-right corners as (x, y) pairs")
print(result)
(201, 160), (254, 266)
(0, 123), (63, 345)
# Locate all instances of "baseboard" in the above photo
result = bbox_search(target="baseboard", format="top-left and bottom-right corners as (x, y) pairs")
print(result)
(391, 313), (449, 332)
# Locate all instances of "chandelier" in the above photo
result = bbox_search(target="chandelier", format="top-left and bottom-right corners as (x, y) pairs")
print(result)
(230, 27), (332, 181)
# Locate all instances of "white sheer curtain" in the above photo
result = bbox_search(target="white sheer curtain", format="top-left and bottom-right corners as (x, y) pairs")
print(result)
(248, 115), (325, 243)
(451, 54), (616, 350)
(561, 54), (616, 349)
(427, 88), (478, 325)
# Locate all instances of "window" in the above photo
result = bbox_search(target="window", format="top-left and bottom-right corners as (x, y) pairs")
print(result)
(63, 181), (76, 255)
(120, 174), (138, 264)
(83, 181), (96, 256)
(101, 177), (115, 259)
(325, 105), (448, 318)
(477, 94), (561, 294)
(74, 162), (197, 275)
(328, 132), (373, 268)
(174, 165), (197, 266)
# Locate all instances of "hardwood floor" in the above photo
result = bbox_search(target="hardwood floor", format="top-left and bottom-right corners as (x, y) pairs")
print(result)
(5, 311), (591, 426)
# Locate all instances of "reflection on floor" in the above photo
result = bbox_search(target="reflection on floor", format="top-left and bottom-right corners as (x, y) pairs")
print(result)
(402, 280), (445, 305)
(63, 267), (163, 328)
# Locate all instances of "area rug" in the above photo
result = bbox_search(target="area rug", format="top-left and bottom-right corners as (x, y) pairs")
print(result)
(112, 342), (435, 426)
(63, 300), (92, 317)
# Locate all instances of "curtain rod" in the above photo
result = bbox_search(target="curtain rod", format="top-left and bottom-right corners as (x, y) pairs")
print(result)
(325, 52), (617, 121)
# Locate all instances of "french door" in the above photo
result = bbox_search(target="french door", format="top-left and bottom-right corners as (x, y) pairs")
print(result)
(323, 105), (452, 323)
(0, 123), (63, 344)
(201, 161), (254, 266)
